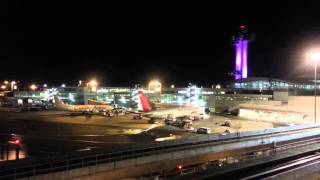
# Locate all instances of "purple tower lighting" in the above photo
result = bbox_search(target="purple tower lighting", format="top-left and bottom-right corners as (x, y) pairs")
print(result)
(234, 25), (249, 80)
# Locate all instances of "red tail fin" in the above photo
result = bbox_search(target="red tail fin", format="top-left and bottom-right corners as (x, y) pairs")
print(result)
(138, 91), (153, 112)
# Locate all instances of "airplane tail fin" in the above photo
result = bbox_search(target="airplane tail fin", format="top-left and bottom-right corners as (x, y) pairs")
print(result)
(54, 95), (69, 110)
(137, 91), (153, 112)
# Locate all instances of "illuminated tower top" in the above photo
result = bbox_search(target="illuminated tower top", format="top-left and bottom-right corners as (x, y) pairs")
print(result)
(233, 25), (249, 80)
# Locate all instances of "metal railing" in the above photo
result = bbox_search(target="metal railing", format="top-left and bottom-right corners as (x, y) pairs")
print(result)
(0, 124), (319, 179)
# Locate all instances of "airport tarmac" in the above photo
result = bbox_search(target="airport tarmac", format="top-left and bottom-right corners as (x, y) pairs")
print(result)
(0, 109), (155, 158)
(0, 108), (280, 161)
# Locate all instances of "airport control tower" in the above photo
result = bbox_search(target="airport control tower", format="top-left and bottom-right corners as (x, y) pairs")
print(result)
(233, 25), (249, 80)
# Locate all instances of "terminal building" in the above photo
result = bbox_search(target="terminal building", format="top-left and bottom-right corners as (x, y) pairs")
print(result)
(4, 77), (319, 112)
(0, 77), (318, 114)
(0, 82), (275, 113)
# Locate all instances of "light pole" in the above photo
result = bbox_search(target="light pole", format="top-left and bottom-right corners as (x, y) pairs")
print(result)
(309, 51), (320, 123)
(315, 60), (317, 123)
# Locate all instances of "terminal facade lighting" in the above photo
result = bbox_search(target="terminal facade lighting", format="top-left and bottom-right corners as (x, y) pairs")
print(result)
(30, 84), (37, 91)
(234, 25), (249, 80)
(88, 80), (98, 87)
(148, 80), (162, 92)
(88, 79), (98, 92)
(1, 81), (18, 91)
(10, 81), (16, 91)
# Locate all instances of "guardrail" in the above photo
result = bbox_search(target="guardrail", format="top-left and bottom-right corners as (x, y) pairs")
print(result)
(0, 124), (319, 179)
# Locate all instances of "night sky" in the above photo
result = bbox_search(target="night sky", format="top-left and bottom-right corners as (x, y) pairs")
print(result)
(1, 1), (320, 87)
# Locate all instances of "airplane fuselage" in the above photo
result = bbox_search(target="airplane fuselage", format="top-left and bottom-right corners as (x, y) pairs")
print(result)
(61, 104), (112, 112)
(145, 106), (203, 119)
(54, 95), (113, 113)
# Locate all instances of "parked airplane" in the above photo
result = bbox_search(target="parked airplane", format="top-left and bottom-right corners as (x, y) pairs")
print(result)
(54, 95), (114, 115)
(133, 91), (203, 120)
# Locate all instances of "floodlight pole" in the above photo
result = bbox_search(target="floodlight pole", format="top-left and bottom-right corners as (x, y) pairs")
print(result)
(315, 60), (317, 123)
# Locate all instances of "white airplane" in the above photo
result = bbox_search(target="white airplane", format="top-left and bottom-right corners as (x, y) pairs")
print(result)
(54, 95), (114, 115)
(134, 91), (203, 120)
